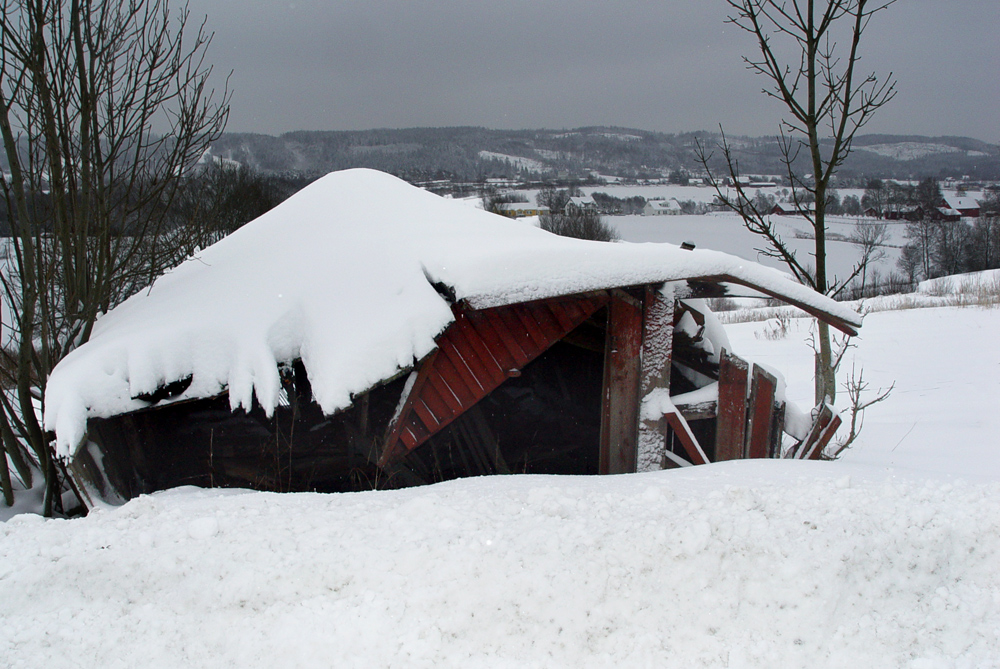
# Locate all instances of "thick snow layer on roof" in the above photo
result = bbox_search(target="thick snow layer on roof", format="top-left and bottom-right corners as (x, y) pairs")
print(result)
(44, 169), (859, 458)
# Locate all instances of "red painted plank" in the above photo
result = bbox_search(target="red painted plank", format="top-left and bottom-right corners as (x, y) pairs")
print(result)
(451, 316), (506, 385)
(510, 304), (552, 350)
(467, 311), (521, 370)
(664, 412), (708, 466)
(795, 404), (841, 460)
(716, 349), (750, 461)
(410, 415), (431, 439)
(485, 310), (535, 366)
(493, 307), (540, 356)
(425, 372), (463, 416)
(809, 414), (841, 460)
(379, 351), (439, 466)
(524, 301), (565, 342)
(547, 300), (577, 331)
(433, 346), (481, 404)
(413, 397), (443, 431)
(746, 365), (777, 459)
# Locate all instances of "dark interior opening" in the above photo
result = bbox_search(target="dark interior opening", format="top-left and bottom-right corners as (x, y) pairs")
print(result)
(86, 372), (410, 497)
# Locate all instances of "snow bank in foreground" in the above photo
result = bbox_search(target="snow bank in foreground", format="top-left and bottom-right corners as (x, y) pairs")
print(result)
(44, 169), (859, 459)
(2, 461), (998, 668)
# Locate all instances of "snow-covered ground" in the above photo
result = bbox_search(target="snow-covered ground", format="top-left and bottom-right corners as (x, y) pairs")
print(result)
(612, 211), (905, 283)
(3, 302), (1000, 667)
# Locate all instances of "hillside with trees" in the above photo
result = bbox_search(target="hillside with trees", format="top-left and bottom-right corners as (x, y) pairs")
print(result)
(204, 127), (1000, 185)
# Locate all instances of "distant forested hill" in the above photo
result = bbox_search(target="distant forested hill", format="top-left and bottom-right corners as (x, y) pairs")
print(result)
(207, 127), (1000, 183)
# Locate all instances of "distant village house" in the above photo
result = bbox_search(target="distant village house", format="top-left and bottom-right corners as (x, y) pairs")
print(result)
(643, 199), (683, 216)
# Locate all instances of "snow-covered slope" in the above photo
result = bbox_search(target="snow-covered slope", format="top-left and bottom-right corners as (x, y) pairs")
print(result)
(2, 462), (998, 668)
(43, 169), (858, 459)
(4, 304), (1000, 667)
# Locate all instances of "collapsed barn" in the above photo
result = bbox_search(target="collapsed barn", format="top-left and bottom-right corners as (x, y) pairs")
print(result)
(43, 170), (861, 508)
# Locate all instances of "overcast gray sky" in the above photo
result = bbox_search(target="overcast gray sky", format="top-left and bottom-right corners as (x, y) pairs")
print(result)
(186, 0), (999, 142)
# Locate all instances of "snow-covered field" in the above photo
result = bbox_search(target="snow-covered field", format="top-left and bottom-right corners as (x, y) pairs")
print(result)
(3, 302), (1000, 667)
(612, 211), (904, 282)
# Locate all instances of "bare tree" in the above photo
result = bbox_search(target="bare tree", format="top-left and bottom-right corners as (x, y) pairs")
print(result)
(697, 0), (896, 405)
(849, 220), (888, 296)
(540, 208), (619, 243)
(0, 0), (229, 512)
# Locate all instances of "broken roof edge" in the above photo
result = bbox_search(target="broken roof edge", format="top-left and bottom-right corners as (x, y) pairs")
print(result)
(456, 258), (861, 336)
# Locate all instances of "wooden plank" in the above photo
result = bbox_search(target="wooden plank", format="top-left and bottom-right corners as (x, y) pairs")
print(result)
(412, 397), (442, 431)
(509, 303), (551, 350)
(640, 286), (674, 396)
(675, 400), (718, 422)
(599, 292), (643, 475)
(715, 349), (750, 461)
(524, 301), (565, 342)
(382, 294), (611, 470)
(379, 351), (439, 467)
(745, 365), (778, 459)
(664, 412), (709, 465)
(809, 413), (841, 460)
(768, 402), (786, 459)
(467, 311), (523, 369)
(437, 342), (484, 397)
(673, 273), (859, 336)
(400, 427), (418, 450)
(547, 300), (577, 332)
(452, 315), (507, 384)
(425, 372), (463, 416)
(794, 404), (841, 460)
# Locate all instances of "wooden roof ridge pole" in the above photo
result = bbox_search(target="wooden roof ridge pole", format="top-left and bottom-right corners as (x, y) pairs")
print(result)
(682, 274), (860, 336)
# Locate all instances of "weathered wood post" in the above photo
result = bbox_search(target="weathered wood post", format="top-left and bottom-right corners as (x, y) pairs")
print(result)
(599, 290), (643, 474)
(637, 284), (675, 471)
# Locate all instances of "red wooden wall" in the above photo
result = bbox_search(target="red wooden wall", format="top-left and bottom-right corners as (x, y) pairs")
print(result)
(379, 293), (609, 468)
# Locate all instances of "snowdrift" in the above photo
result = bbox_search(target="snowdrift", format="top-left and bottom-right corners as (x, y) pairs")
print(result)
(2, 461), (999, 668)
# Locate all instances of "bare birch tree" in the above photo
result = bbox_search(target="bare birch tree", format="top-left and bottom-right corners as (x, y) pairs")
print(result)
(0, 0), (229, 512)
(697, 0), (896, 406)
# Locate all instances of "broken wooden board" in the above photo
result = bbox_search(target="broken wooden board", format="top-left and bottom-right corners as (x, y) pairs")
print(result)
(715, 350), (750, 461)
(788, 403), (842, 460)
(745, 365), (778, 459)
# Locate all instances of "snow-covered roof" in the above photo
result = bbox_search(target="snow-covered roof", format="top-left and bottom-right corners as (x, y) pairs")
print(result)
(567, 196), (596, 207)
(44, 169), (861, 458)
(647, 200), (681, 211)
(943, 196), (980, 212)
